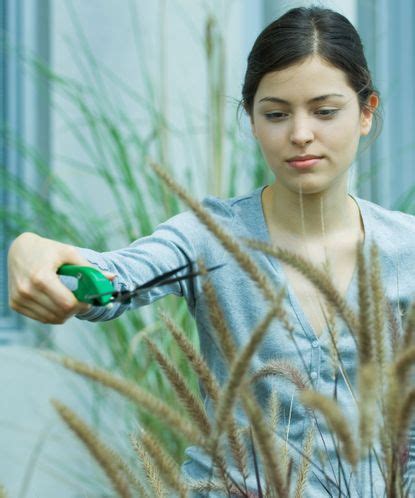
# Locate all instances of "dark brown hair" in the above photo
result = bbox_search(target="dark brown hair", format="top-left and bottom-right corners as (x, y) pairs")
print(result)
(241, 6), (379, 123)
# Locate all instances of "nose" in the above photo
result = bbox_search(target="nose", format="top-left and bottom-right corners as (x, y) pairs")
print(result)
(289, 115), (314, 146)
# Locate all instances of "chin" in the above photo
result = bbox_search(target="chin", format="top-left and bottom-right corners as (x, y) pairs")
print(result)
(287, 181), (328, 196)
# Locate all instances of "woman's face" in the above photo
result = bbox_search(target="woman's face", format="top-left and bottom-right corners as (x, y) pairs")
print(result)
(250, 55), (376, 195)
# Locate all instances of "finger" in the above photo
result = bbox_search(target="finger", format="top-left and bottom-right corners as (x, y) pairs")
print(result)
(102, 271), (117, 281)
(33, 273), (88, 311)
(14, 302), (70, 325)
(12, 275), (87, 319)
(32, 283), (91, 316)
(18, 295), (90, 323)
(61, 248), (117, 282)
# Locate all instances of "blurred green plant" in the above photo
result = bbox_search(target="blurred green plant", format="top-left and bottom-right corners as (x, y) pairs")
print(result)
(1, 0), (270, 473)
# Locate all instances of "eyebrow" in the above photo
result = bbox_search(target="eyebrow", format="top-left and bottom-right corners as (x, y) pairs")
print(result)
(258, 94), (346, 105)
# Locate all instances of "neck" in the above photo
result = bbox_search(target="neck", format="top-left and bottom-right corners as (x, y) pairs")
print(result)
(263, 181), (360, 241)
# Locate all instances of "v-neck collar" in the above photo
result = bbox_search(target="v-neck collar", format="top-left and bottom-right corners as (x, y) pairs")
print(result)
(252, 185), (371, 341)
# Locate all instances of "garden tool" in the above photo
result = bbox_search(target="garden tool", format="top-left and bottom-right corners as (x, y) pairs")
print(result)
(58, 262), (223, 306)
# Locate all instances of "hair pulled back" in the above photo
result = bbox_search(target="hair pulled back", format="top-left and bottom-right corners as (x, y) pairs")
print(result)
(242, 6), (378, 119)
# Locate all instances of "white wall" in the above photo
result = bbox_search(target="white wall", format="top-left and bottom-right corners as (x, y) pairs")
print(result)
(264, 0), (356, 24)
(50, 0), (263, 209)
(0, 342), (143, 496)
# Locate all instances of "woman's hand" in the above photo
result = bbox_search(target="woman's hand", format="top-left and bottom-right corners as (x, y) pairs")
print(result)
(8, 232), (109, 324)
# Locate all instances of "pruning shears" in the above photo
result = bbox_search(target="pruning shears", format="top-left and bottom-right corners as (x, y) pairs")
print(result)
(58, 262), (223, 306)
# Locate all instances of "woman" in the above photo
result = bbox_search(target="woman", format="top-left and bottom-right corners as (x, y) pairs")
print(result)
(8, 6), (414, 497)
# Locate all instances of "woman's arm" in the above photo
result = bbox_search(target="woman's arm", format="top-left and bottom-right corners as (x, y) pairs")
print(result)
(8, 197), (229, 325)
(74, 213), (199, 322)
(8, 210), (201, 325)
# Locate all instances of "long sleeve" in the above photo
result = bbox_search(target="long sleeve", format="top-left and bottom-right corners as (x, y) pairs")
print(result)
(72, 210), (199, 322)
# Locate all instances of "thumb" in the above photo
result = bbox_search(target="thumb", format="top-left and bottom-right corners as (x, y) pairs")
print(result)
(102, 271), (117, 281)
(63, 246), (117, 281)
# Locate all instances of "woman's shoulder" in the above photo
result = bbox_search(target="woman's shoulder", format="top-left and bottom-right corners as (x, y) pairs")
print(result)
(202, 187), (263, 216)
(354, 196), (415, 297)
(356, 195), (415, 237)
(355, 195), (415, 273)
(149, 187), (263, 255)
(162, 187), (263, 229)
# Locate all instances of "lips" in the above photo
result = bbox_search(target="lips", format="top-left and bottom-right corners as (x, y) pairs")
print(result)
(287, 155), (322, 162)
(287, 155), (322, 170)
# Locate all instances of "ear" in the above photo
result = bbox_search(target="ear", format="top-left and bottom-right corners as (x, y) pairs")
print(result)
(360, 93), (379, 136)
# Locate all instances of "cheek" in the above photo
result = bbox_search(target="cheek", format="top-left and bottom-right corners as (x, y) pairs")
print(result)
(255, 123), (286, 148)
(257, 135), (285, 165)
(320, 117), (362, 151)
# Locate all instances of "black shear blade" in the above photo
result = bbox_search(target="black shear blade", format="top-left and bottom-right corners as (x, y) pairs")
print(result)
(124, 262), (224, 300)
(136, 262), (192, 290)
(87, 262), (224, 304)
(146, 263), (225, 288)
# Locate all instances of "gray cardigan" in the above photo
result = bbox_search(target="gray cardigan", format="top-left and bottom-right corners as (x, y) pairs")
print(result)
(75, 186), (415, 497)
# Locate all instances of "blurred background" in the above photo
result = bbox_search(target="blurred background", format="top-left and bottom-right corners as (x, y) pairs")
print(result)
(0, 0), (414, 496)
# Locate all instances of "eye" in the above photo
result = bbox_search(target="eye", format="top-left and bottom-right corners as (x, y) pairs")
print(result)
(315, 108), (339, 118)
(264, 111), (288, 121)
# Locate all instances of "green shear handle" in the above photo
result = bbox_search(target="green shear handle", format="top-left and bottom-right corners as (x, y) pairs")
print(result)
(57, 264), (114, 306)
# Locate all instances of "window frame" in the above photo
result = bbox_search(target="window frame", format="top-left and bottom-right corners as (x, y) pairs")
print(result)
(358, 0), (415, 211)
(0, 0), (50, 342)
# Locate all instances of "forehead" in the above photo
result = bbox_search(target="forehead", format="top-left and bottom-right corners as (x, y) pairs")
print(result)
(254, 56), (354, 104)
